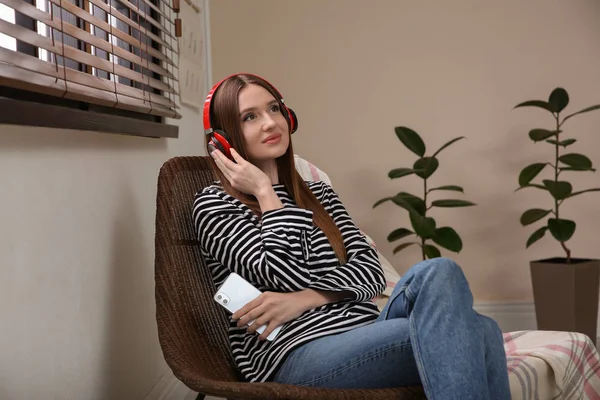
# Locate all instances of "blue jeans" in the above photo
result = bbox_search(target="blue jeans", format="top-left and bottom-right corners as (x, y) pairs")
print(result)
(272, 258), (511, 400)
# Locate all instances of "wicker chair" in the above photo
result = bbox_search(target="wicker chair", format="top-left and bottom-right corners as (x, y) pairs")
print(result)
(154, 156), (426, 400)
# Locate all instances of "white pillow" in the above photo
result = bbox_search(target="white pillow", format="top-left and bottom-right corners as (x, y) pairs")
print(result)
(294, 155), (400, 310)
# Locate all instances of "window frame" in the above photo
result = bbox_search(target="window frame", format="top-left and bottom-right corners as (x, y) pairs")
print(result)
(0, 0), (179, 138)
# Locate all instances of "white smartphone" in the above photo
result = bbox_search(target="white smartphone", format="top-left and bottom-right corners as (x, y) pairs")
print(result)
(214, 272), (282, 341)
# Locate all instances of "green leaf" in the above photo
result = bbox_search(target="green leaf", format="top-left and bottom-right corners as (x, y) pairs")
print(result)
(395, 126), (426, 157)
(387, 228), (414, 242)
(431, 199), (476, 207)
(392, 242), (418, 254)
(392, 192), (426, 215)
(428, 185), (464, 194)
(432, 227), (463, 252)
(549, 88), (569, 113)
(388, 168), (417, 179)
(526, 226), (548, 248)
(373, 197), (393, 208)
(422, 244), (441, 259)
(413, 157), (439, 179)
(567, 188), (600, 199)
(515, 183), (547, 192)
(514, 100), (556, 113)
(518, 163), (547, 187)
(546, 138), (577, 147)
(529, 129), (559, 142)
(542, 180), (572, 200)
(563, 104), (600, 124)
(520, 209), (552, 226)
(559, 153), (593, 169)
(409, 211), (436, 239)
(548, 218), (576, 242)
(432, 136), (465, 158)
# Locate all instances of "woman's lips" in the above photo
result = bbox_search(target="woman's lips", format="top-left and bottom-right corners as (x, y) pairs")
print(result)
(264, 134), (282, 144)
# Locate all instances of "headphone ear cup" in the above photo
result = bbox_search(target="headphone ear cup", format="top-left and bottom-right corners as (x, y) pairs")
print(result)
(286, 107), (298, 134)
(211, 130), (233, 159)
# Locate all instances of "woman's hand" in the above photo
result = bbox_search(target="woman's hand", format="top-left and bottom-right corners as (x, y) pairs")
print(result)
(232, 290), (319, 341)
(232, 289), (350, 340)
(211, 148), (271, 196)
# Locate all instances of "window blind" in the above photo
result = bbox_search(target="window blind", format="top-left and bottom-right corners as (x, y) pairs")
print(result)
(0, 0), (181, 119)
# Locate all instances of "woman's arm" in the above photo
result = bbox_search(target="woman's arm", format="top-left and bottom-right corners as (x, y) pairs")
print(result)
(192, 189), (314, 290)
(308, 182), (387, 302)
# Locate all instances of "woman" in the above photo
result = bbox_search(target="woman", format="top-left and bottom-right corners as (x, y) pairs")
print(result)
(192, 73), (510, 399)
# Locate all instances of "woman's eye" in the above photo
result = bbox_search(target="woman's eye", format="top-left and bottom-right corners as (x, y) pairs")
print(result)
(269, 104), (280, 113)
(242, 113), (255, 122)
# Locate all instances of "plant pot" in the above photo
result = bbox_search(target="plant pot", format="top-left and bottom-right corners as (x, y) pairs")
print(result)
(530, 257), (600, 345)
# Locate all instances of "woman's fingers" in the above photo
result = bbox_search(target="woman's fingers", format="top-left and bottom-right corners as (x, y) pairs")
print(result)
(212, 150), (235, 181)
(234, 296), (263, 325)
(214, 148), (241, 169)
(229, 148), (246, 165)
(258, 321), (280, 341)
(211, 149), (228, 168)
(247, 308), (272, 335)
(212, 148), (269, 195)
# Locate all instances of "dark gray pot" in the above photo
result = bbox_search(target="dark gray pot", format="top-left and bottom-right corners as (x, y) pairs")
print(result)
(530, 257), (600, 345)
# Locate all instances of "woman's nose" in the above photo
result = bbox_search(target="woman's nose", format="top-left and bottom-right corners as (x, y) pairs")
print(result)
(262, 114), (276, 130)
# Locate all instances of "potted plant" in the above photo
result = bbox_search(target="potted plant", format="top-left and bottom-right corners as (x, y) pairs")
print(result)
(514, 87), (600, 343)
(373, 126), (475, 260)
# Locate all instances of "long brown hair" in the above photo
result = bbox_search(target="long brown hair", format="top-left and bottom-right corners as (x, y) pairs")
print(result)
(206, 74), (347, 263)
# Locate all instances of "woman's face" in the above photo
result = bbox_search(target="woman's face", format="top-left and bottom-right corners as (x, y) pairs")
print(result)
(237, 84), (290, 165)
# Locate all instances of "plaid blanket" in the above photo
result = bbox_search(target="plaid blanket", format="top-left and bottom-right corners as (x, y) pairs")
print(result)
(504, 330), (600, 400)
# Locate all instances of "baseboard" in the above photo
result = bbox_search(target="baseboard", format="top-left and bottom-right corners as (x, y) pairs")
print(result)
(475, 300), (600, 338)
(474, 301), (537, 333)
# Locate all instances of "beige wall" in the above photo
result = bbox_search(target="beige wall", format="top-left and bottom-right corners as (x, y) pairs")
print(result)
(210, 0), (600, 301)
(0, 8), (208, 400)
(3, 2), (599, 398)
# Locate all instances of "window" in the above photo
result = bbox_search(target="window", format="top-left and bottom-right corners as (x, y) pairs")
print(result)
(0, 0), (181, 138)
(0, 4), (16, 50)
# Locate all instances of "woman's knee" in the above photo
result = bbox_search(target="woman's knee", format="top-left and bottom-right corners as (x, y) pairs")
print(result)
(412, 257), (466, 283)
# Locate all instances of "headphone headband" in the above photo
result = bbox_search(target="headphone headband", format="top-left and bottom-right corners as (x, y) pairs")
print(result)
(202, 73), (296, 135)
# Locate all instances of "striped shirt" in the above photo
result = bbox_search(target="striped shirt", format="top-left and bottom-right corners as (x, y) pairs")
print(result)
(192, 180), (386, 383)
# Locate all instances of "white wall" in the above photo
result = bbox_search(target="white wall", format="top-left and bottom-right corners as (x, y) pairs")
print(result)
(0, 3), (210, 398)
(209, 0), (600, 302)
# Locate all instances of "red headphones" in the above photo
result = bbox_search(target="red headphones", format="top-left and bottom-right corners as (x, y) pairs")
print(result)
(202, 73), (298, 159)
